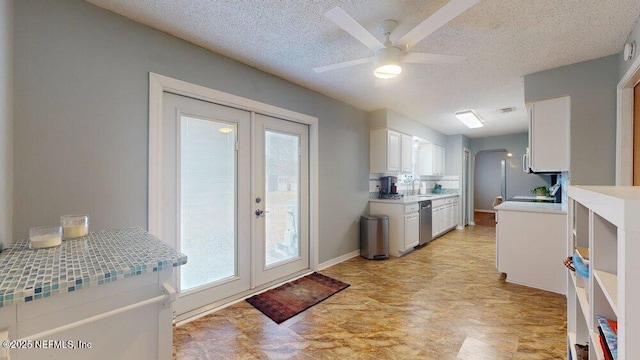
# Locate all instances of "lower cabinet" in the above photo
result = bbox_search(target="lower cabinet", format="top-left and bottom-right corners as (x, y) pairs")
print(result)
(404, 212), (420, 250)
(432, 207), (443, 238)
(0, 270), (175, 360)
(495, 209), (566, 294)
(370, 202), (419, 256)
(432, 196), (459, 239)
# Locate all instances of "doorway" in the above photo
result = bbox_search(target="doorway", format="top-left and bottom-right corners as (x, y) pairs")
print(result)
(474, 150), (508, 213)
(159, 93), (310, 317)
(616, 49), (640, 185)
(148, 74), (318, 320)
(634, 82), (640, 185)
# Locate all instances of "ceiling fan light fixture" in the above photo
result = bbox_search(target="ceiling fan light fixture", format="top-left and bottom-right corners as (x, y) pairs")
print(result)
(374, 47), (402, 79)
(455, 110), (484, 128)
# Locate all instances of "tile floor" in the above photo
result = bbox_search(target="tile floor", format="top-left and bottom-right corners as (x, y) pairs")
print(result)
(173, 224), (567, 359)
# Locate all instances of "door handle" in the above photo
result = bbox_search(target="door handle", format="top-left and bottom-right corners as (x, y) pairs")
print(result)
(255, 209), (270, 217)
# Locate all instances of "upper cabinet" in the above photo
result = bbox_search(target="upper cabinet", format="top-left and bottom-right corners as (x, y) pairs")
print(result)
(527, 96), (570, 172)
(401, 134), (413, 173)
(418, 143), (445, 176)
(370, 128), (412, 173)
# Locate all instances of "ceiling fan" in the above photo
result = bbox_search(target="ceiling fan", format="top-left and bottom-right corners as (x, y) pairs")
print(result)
(313, 0), (479, 79)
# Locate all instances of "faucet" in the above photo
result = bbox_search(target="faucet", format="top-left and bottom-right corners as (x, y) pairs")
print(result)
(412, 179), (422, 195)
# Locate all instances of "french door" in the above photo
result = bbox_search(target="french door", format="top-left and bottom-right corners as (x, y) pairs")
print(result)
(160, 93), (310, 316)
(252, 114), (309, 287)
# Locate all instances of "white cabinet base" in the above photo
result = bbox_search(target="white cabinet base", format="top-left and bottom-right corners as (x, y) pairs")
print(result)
(496, 210), (566, 294)
(2, 270), (174, 360)
(370, 202), (419, 257)
(432, 196), (459, 239)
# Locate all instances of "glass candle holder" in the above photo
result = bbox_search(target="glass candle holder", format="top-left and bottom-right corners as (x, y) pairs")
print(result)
(29, 226), (62, 249)
(60, 215), (89, 239)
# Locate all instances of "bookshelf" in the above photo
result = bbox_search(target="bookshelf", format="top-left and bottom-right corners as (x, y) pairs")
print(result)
(567, 186), (640, 359)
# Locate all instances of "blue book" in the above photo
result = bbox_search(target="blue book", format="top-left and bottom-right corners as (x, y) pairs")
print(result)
(597, 315), (617, 359)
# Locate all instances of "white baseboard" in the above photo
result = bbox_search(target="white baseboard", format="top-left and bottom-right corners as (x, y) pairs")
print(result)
(475, 209), (496, 213)
(318, 250), (360, 270)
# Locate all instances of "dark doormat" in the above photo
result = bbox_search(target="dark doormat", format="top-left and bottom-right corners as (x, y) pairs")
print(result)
(246, 272), (350, 324)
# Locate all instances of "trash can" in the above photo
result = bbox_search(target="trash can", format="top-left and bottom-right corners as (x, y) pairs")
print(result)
(360, 215), (389, 260)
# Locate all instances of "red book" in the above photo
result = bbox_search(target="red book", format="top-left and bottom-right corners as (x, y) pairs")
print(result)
(598, 326), (614, 360)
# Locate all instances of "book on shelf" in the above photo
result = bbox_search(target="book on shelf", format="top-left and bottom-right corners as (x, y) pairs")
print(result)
(575, 246), (589, 262)
(597, 315), (618, 360)
(598, 326), (614, 360)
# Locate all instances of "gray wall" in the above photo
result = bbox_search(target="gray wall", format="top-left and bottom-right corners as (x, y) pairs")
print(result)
(13, 0), (370, 263)
(445, 134), (469, 225)
(368, 109), (448, 146)
(445, 134), (469, 181)
(474, 151), (506, 211)
(524, 55), (619, 185)
(385, 110), (448, 147)
(0, 0), (12, 249)
(620, 16), (640, 79)
(470, 133), (551, 210)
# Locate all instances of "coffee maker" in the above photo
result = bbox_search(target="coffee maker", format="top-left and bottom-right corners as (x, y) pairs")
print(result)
(380, 176), (398, 195)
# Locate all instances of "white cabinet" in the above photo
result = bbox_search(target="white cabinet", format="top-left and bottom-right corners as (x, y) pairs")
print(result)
(527, 96), (570, 172)
(432, 206), (443, 238)
(404, 212), (420, 250)
(370, 128), (412, 173)
(1, 270), (175, 360)
(452, 203), (459, 229)
(386, 130), (401, 172)
(495, 208), (566, 294)
(447, 204), (456, 228)
(369, 202), (419, 256)
(566, 186), (640, 360)
(401, 134), (413, 173)
(418, 143), (445, 176)
(431, 196), (458, 238)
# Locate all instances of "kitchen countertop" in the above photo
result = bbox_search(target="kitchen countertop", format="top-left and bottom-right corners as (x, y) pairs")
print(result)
(0, 227), (187, 308)
(494, 200), (567, 214)
(369, 193), (459, 204)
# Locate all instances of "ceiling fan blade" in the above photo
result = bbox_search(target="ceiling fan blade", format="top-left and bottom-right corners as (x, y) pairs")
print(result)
(313, 57), (373, 73)
(397, 0), (480, 48)
(325, 6), (385, 51)
(403, 52), (466, 64)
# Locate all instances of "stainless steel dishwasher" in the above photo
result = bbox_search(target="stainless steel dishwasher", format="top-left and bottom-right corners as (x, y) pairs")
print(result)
(418, 200), (433, 246)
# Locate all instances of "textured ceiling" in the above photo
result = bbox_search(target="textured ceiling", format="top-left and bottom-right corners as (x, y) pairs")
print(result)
(86, 0), (640, 138)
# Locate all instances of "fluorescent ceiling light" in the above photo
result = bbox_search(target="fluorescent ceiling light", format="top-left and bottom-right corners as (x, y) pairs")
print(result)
(455, 110), (484, 128)
(374, 47), (402, 79)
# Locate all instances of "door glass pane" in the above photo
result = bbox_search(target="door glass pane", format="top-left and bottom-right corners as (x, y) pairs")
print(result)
(265, 131), (300, 267)
(180, 116), (236, 291)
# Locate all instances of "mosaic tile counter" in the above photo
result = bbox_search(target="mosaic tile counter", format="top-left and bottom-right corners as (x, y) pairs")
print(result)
(0, 227), (187, 308)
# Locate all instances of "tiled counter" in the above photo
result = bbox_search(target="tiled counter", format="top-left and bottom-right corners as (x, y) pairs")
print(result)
(0, 227), (186, 360)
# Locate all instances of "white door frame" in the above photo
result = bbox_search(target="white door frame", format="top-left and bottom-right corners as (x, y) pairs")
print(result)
(616, 54), (640, 185)
(461, 147), (471, 228)
(148, 72), (320, 278)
